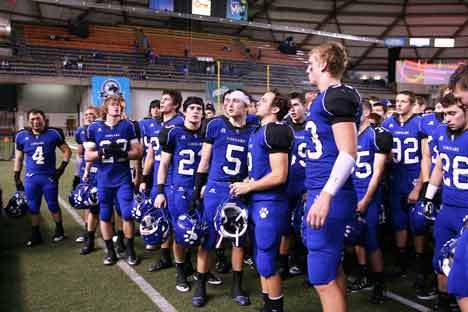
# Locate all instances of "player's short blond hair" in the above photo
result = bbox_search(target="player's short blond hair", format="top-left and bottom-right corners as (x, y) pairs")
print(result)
(310, 42), (349, 79)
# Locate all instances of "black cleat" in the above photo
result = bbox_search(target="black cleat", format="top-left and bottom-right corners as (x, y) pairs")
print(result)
(370, 283), (386, 304)
(347, 275), (373, 293)
(126, 255), (139, 266)
(80, 243), (94, 255)
(52, 232), (65, 243)
(75, 233), (86, 243)
(415, 276), (437, 300)
(103, 252), (118, 265)
(148, 257), (172, 272)
(231, 289), (250, 306)
(176, 269), (191, 292)
(26, 235), (43, 248)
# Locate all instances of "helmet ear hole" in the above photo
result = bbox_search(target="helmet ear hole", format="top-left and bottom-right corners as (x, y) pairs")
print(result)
(214, 198), (249, 248)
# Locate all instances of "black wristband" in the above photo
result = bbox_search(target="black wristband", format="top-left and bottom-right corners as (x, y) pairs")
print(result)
(14, 171), (20, 182)
(59, 160), (69, 171)
(157, 184), (165, 195)
(194, 172), (208, 192)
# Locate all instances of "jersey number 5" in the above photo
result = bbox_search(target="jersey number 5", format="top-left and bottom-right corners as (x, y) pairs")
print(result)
(223, 144), (245, 176)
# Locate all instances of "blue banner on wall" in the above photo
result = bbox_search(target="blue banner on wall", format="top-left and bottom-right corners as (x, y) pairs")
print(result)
(91, 76), (131, 116)
(149, 0), (174, 11)
(226, 0), (248, 21)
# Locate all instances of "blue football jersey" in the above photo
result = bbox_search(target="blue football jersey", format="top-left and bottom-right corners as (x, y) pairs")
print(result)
(353, 126), (392, 191)
(86, 119), (137, 187)
(204, 116), (256, 182)
(146, 114), (184, 185)
(435, 125), (468, 208)
(160, 126), (202, 187)
(246, 114), (260, 126)
(75, 126), (98, 177)
(15, 127), (65, 176)
(285, 118), (307, 195)
(248, 122), (294, 201)
(420, 113), (444, 170)
(382, 114), (424, 192)
(305, 84), (362, 190)
(139, 117), (157, 156)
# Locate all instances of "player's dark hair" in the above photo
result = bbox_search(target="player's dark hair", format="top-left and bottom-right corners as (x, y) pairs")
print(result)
(271, 91), (291, 121)
(415, 96), (427, 107)
(372, 102), (388, 113)
(223, 89), (233, 102)
(441, 93), (464, 110)
(288, 92), (306, 105)
(183, 96), (204, 112)
(397, 90), (416, 105)
(162, 89), (182, 109)
(310, 41), (349, 79)
(27, 109), (46, 120)
(437, 85), (451, 104)
(449, 64), (468, 91)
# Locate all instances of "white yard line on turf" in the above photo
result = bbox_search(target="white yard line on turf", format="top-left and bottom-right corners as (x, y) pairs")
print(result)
(58, 196), (178, 312)
(385, 291), (432, 312)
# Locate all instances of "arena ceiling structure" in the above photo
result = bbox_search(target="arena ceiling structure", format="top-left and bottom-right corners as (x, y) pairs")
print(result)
(1, 0), (467, 71)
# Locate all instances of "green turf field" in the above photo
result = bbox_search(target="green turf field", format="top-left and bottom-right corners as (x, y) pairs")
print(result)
(0, 144), (434, 312)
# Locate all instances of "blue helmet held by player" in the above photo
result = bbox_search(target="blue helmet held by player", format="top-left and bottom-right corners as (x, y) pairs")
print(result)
(174, 209), (206, 248)
(439, 238), (457, 277)
(69, 182), (98, 209)
(214, 196), (248, 248)
(131, 192), (153, 223)
(139, 208), (170, 246)
(344, 213), (368, 246)
(5, 191), (28, 217)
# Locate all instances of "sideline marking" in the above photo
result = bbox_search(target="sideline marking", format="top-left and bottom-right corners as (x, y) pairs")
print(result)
(58, 196), (177, 312)
(385, 291), (432, 312)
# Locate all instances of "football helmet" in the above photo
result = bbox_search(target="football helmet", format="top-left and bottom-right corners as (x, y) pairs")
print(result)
(344, 213), (368, 246)
(214, 196), (248, 248)
(439, 238), (457, 277)
(410, 202), (428, 234)
(69, 182), (98, 209)
(5, 191), (28, 217)
(416, 198), (438, 221)
(131, 192), (152, 223)
(174, 209), (206, 248)
(139, 208), (170, 246)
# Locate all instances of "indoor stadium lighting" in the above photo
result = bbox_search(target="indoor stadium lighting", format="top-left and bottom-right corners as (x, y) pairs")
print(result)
(32, 0), (384, 44)
(434, 38), (455, 48)
(409, 38), (431, 48)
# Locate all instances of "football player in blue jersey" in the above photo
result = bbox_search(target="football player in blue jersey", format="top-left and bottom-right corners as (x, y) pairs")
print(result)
(74, 106), (99, 250)
(303, 42), (361, 312)
(73, 106), (98, 243)
(153, 96), (204, 292)
(422, 93), (468, 311)
(450, 64), (468, 109)
(381, 91), (427, 286)
(278, 91), (307, 279)
(139, 99), (160, 161)
(140, 89), (185, 266)
(191, 89), (256, 307)
(14, 109), (72, 247)
(231, 91), (294, 312)
(350, 100), (392, 303)
(84, 95), (142, 266)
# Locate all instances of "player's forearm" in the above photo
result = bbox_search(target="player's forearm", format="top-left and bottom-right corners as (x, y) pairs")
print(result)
(249, 170), (287, 192)
(362, 167), (383, 205)
(14, 149), (23, 172)
(61, 145), (72, 162)
(156, 158), (170, 186)
(197, 143), (212, 173)
(420, 140), (432, 182)
(142, 151), (154, 176)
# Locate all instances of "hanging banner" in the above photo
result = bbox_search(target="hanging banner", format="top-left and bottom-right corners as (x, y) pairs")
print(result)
(205, 81), (244, 110)
(396, 61), (464, 85)
(226, 0), (248, 21)
(149, 0), (174, 11)
(91, 76), (131, 116)
(192, 0), (211, 16)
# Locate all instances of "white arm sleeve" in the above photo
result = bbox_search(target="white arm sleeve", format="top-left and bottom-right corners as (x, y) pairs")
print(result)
(322, 151), (356, 196)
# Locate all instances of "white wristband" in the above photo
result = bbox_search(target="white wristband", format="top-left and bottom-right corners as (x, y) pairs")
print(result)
(323, 152), (356, 196)
(425, 184), (438, 200)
